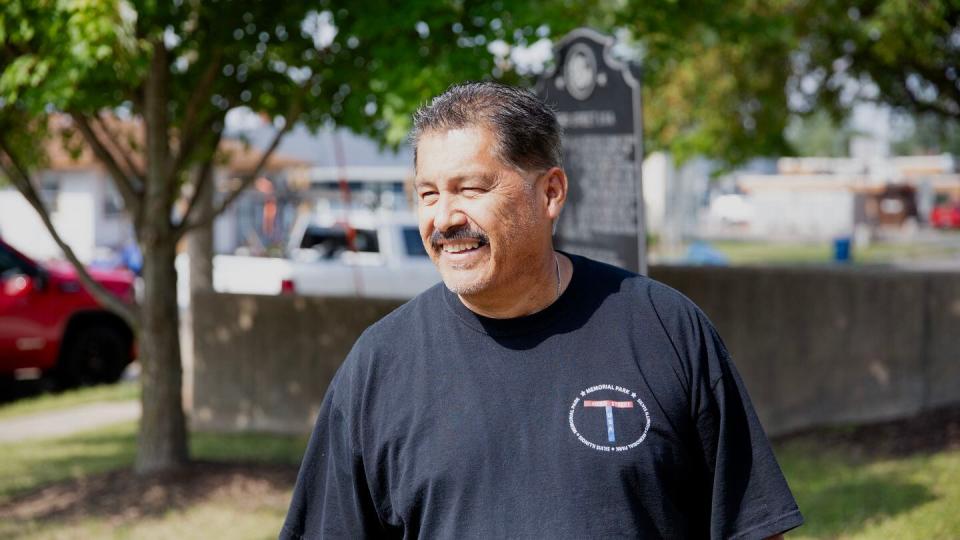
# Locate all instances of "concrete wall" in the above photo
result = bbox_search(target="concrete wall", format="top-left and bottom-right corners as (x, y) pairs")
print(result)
(191, 267), (960, 436)
(191, 293), (402, 433)
(648, 266), (960, 435)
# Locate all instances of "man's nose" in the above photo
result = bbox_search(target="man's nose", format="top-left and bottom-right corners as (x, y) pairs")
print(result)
(433, 194), (468, 232)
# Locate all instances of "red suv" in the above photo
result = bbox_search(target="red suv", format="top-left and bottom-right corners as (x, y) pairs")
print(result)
(930, 196), (960, 229)
(0, 238), (136, 387)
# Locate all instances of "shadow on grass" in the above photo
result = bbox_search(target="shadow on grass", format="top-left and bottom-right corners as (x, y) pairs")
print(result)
(1, 460), (296, 528)
(775, 434), (947, 538)
(0, 424), (303, 537)
(0, 376), (60, 405)
(0, 428), (137, 502)
(791, 474), (936, 538)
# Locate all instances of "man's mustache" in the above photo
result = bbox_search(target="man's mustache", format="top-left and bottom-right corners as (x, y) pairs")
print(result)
(429, 227), (489, 249)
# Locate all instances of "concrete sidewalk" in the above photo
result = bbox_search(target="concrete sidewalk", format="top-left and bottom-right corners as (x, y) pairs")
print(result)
(0, 401), (140, 443)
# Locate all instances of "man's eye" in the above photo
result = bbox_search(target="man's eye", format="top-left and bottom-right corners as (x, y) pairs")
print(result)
(462, 187), (485, 194)
(419, 191), (438, 201)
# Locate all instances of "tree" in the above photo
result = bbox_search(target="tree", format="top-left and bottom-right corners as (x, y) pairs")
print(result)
(0, 0), (595, 473)
(609, 1), (798, 166)
(785, 109), (859, 157)
(891, 112), (960, 155)
(610, 0), (959, 164)
(791, 1), (959, 124)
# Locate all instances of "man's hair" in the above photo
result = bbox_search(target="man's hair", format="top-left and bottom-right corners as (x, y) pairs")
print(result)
(410, 81), (562, 173)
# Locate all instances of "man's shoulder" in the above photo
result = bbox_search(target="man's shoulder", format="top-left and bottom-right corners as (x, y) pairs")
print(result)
(337, 282), (446, 375)
(356, 281), (445, 345)
(574, 255), (703, 319)
(327, 283), (445, 402)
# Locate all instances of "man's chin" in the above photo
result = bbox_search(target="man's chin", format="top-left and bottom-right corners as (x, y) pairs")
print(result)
(439, 270), (489, 296)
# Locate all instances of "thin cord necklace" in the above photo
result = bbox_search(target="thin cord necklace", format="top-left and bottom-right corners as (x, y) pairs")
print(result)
(554, 253), (561, 300)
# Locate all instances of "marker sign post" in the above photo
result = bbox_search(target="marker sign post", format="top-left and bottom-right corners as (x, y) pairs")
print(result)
(537, 28), (647, 274)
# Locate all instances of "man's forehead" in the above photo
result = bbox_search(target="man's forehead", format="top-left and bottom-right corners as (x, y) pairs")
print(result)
(413, 169), (497, 187)
(415, 126), (504, 181)
(418, 127), (495, 157)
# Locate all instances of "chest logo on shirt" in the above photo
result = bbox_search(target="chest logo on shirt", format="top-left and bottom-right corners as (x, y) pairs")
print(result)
(568, 384), (651, 452)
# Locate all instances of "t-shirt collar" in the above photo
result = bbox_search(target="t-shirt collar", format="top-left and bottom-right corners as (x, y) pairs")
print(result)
(441, 251), (585, 337)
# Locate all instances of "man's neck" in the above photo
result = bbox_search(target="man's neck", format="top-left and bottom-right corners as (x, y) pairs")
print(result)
(457, 251), (570, 319)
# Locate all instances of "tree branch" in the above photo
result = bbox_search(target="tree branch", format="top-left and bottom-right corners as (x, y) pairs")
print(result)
(167, 51), (223, 186)
(898, 74), (959, 119)
(173, 128), (222, 240)
(178, 92), (305, 234)
(167, 109), (222, 188)
(71, 112), (144, 223)
(181, 50), (222, 143)
(0, 137), (139, 329)
(91, 113), (146, 185)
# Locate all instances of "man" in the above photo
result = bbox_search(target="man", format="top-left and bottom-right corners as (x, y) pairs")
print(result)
(281, 82), (803, 539)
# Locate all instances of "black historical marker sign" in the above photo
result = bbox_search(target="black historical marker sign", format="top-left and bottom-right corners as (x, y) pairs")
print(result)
(537, 28), (647, 274)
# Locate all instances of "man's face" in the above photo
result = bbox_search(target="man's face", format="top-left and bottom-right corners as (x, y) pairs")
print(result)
(414, 126), (549, 298)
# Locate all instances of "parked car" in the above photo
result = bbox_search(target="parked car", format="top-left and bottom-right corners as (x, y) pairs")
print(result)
(930, 195), (960, 229)
(174, 211), (440, 305)
(0, 238), (136, 386)
(175, 252), (292, 308)
(283, 211), (440, 299)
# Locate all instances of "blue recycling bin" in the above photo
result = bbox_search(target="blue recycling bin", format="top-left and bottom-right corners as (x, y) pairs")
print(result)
(833, 236), (852, 263)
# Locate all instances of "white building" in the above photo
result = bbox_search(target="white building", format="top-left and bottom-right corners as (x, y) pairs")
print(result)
(0, 117), (306, 263)
(732, 154), (959, 239)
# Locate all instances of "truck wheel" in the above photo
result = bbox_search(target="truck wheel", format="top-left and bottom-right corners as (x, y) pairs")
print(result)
(60, 326), (129, 386)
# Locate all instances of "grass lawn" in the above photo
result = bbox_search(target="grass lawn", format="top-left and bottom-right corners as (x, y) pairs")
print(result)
(0, 380), (139, 421)
(777, 441), (960, 539)
(0, 421), (308, 539)
(1, 403), (959, 539)
(709, 239), (960, 265)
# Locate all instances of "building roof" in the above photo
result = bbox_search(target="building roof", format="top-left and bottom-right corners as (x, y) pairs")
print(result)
(234, 124), (413, 167)
(43, 114), (306, 174)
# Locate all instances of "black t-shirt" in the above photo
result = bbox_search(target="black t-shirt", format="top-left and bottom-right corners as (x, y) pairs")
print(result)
(281, 254), (803, 539)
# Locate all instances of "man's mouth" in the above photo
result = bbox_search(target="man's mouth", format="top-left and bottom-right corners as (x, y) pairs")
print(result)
(441, 240), (483, 254)
(430, 228), (489, 256)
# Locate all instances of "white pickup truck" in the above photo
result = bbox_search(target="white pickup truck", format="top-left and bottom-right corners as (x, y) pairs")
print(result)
(176, 212), (440, 305)
(283, 212), (440, 299)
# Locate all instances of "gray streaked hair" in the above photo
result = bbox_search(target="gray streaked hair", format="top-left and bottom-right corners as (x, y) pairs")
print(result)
(410, 81), (562, 173)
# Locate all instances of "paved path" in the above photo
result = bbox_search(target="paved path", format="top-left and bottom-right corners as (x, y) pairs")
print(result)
(0, 401), (140, 443)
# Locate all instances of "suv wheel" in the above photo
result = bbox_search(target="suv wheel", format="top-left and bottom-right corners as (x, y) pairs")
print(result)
(58, 326), (129, 387)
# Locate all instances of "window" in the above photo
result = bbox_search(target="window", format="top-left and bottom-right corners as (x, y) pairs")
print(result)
(352, 229), (379, 253)
(104, 185), (124, 216)
(0, 246), (31, 279)
(402, 226), (428, 257)
(300, 226), (380, 258)
(39, 173), (59, 212)
(0, 247), (20, 276)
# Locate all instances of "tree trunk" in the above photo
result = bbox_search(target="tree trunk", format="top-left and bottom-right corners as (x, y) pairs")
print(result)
(135, 39), (189, 474)
(187, 167), (215, 297)
(135, 239), (188, 473)
(185, 166), (215, 414)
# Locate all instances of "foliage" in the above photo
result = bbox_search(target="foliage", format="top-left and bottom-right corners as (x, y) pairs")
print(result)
(790, 1), (959, 123)
(0, 0), (604, 472)
(891, 112), (960, 155)
(614, 0), (959, 163)
(612, 1), (798, 165)
(2, 0), (955, 472)
(785, 109), (859, 157)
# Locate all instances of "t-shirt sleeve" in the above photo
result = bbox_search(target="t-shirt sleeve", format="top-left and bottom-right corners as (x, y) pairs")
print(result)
(692, 313), (804, 540)
(280, 366), (386, 539)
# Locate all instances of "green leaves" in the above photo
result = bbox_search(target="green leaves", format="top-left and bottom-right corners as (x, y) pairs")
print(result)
(793, 0), (959, 122)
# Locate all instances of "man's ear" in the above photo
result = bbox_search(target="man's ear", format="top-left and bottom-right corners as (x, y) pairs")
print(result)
(542, 166), (567, 227)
